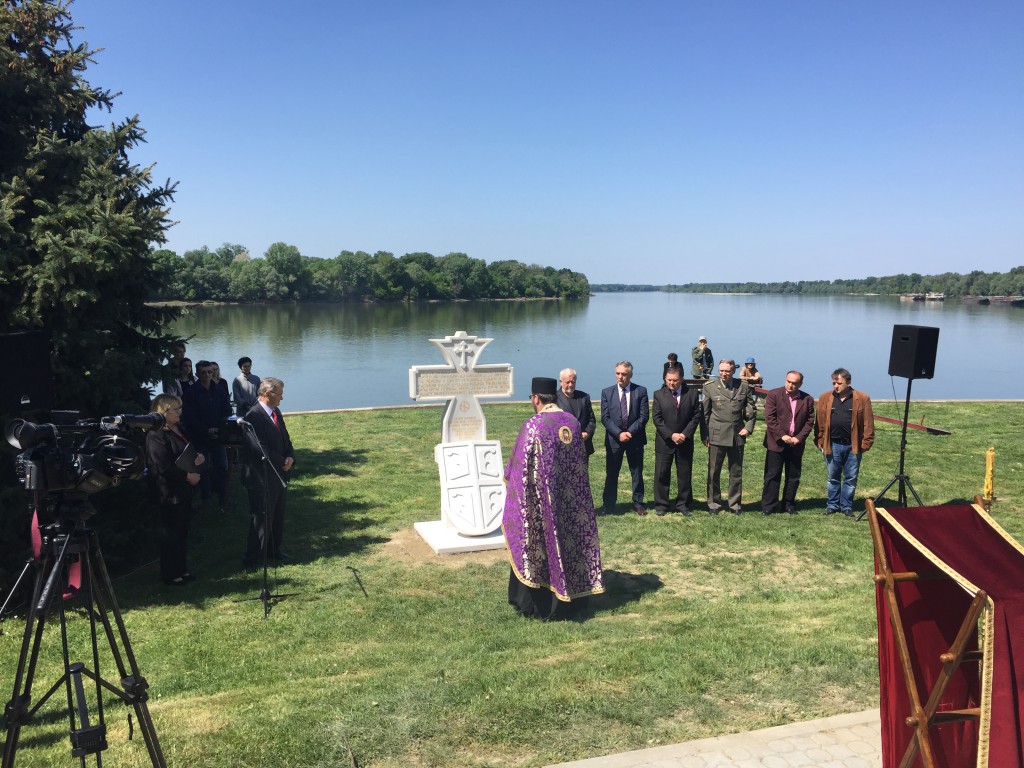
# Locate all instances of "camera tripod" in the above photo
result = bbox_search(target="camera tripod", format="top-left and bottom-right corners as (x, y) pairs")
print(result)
(2, 509), (165, 767)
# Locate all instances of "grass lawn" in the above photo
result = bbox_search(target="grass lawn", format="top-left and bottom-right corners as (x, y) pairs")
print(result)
(1, 399), (1022, 767)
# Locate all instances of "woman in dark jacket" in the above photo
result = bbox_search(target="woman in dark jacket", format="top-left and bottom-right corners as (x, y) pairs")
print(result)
(146, 394), (204, 585)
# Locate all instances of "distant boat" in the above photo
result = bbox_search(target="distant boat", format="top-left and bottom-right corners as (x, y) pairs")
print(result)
(925, 292), (945, 301)
(990, 296), (1024, 307)
(961, 295), (991, 305)
(899, 293), (925, 301)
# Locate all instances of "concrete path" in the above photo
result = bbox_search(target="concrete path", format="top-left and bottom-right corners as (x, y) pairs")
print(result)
(545, 709), (881, 768)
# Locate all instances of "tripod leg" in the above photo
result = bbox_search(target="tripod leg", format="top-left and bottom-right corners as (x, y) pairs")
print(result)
(85, 532), (167, 768)
(2, 560), (48, 768)
(903, 476), (924, 506)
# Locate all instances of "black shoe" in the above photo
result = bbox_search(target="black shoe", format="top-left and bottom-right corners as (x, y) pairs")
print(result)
(242, 559), (259, 573)
(783, 503), (798, 514)
(163, 577), (187, 586)
(677, 507), (692, 517)
(633, 503), (648, 517)
(655, 508), (668, 517)
(274, 550), (293, 562)
(842, 510), (855, 518)
(824, 508), (839, 516)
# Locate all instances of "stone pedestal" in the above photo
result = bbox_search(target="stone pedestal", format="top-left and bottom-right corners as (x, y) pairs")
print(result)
(413, 521), (506, 555)
(409, 331), (513, 554)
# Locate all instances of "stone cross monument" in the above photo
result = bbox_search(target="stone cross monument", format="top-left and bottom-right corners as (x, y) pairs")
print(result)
(409, 331), (513, 554)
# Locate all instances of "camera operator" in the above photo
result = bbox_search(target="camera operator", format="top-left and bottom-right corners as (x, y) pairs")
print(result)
(146, 394), (204, 585)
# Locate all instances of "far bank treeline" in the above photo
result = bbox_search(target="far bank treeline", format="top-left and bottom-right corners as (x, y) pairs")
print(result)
(150, 243), (590, 302)
(592, 265), (1024, 297)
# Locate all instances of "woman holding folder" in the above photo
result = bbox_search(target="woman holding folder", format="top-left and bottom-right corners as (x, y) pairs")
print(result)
(146, 394), (205, 585)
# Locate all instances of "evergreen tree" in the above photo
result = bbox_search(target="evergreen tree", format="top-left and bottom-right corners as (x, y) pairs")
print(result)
(1, 0), (179, 414)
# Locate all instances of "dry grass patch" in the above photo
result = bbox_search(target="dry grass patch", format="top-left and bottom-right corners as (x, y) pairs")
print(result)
(378, 527), (509, 569)
(150, 690), (236, 734)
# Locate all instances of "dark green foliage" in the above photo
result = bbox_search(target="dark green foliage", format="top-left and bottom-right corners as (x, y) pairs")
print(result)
(593, 265), (1024, 297)
(149, 245), (592, 302)
(1, 0), (181, 414)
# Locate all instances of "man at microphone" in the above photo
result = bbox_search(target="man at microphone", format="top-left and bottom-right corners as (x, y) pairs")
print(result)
(241, 377), (295, 570)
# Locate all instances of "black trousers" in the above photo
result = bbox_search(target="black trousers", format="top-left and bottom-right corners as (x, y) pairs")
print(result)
(245, 483), (286, 563)
(603, 444), (645, 510)
(159, 502), (190, 581)
(653, 445), (694, 511)
(761, 443), (806, 513)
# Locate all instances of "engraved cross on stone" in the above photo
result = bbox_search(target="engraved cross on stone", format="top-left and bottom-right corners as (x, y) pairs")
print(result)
(409, 330), (514, 443)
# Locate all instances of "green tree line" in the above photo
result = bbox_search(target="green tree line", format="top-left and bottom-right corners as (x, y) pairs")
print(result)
(592, 266), (1024, 297)
(151, 244), (591, 302)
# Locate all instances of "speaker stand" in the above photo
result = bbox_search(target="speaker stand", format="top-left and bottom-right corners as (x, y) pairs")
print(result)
(862, 377), (922, 520)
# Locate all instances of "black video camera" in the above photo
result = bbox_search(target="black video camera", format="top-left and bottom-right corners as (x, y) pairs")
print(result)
(5, 411), (164, 496)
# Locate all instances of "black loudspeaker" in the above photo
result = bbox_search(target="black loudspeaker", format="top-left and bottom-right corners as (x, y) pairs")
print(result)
(0, 331), (54, 412)
(888, 324), (940, 380)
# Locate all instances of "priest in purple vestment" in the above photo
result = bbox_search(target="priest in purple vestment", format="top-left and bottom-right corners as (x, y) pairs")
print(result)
(503, 376), (605, 619)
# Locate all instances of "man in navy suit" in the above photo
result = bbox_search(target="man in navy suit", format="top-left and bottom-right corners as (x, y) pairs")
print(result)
(600, 360), (649, 515)
(242, 376), (295, 569)
(651, 364), (701, 516)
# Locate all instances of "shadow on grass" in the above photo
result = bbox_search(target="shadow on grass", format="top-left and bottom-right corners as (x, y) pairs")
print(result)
(7, 716), (73, 753)
(295, 447), (369, 477)
(589, 568), (663, 614)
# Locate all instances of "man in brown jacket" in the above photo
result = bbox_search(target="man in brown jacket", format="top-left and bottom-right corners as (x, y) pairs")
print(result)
(813, 368), (874, 517)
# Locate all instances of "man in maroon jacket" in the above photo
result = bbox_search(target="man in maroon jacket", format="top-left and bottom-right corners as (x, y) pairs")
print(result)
(760, 371), (815, 514)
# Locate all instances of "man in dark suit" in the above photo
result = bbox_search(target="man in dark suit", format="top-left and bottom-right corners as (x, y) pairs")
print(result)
(182, 360), (232, 509)
(761, 371), (815, 515)
(242, 376), (295, 569)
(600, 360), (649, 515)
(556, 368), (596, 463)
(651, 364), (701, 516)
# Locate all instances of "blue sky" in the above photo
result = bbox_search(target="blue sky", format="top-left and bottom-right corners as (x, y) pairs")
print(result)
(71, 1), (1023, 283)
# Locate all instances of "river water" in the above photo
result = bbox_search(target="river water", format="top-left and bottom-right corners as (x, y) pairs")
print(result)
(171, 293), (1022, 411)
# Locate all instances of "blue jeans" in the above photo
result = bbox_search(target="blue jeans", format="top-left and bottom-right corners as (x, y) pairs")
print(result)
(825, 443), (861, 512)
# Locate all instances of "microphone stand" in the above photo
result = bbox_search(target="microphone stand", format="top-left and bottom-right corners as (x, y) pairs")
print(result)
(233, 420), (299, 618)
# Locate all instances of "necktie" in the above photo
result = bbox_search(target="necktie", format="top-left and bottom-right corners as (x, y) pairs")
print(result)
(272, 410), (281, 430)
(620, 387), (628, 427)
(673, 390), (680, 409)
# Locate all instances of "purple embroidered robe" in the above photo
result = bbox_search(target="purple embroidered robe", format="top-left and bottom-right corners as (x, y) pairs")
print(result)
(503, 406), (604, 601)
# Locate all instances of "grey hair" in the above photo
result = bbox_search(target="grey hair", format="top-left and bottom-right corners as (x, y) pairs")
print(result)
(258, 376), (283, 396)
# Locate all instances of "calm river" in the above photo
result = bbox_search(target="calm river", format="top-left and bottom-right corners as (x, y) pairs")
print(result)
(171, 293), (1022, 411)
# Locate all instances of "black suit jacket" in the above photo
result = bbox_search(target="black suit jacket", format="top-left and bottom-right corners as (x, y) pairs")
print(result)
(601, 382), (649, 452)
(651, 385), (701, 455)
(242, 403), (294, 489)
(555, 389), (596, 455)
